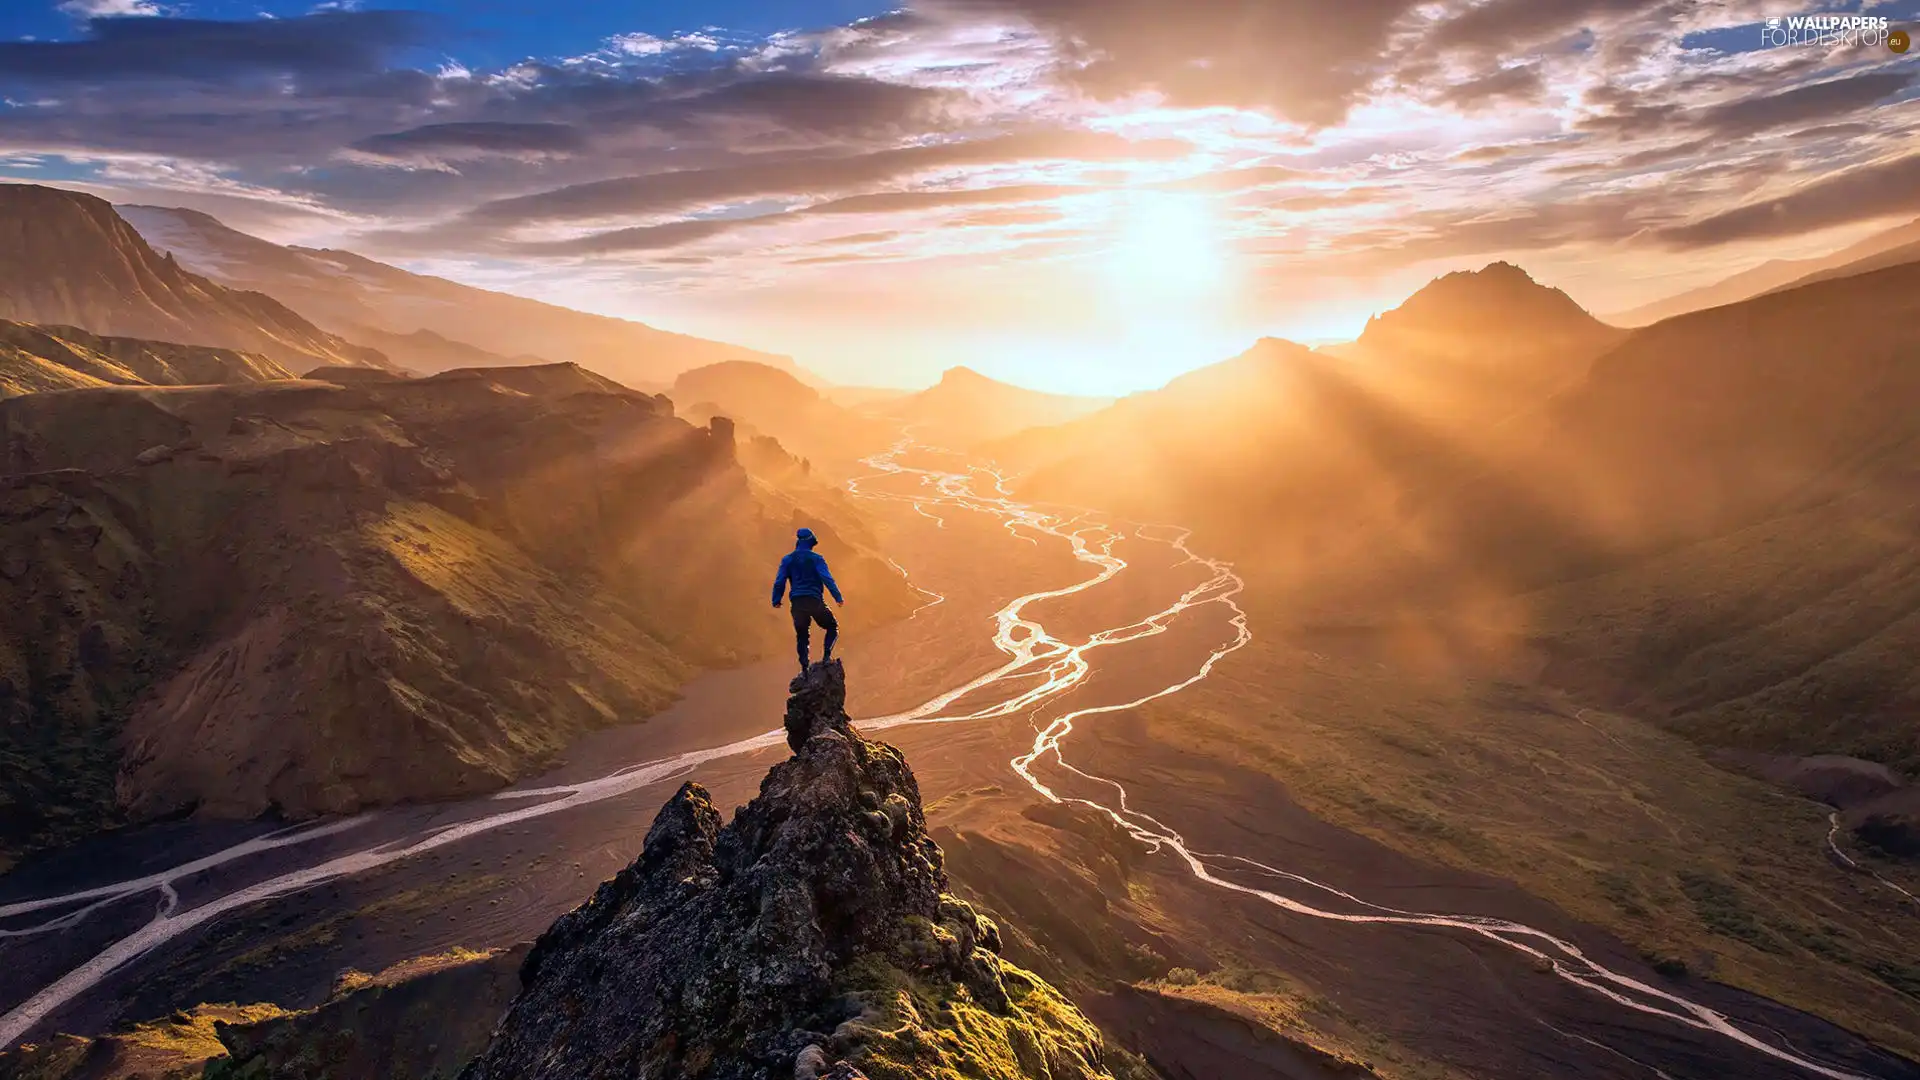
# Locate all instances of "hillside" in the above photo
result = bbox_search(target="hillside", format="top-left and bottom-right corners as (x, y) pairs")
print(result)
(671, 360), (895, 474)
(1612, 217), (1920, 326)
(0, 320), (294, 398)
(996, 259), (1920, 783)
(0, 363), (911, 868)
(992, 263), (1620, 593)
(343, 325), (551, 378)
(1444, 261), (1920, 773)
(0, 185), (388, 372)
(868, 367), (1109, 448)
(1327, 261), (1623, 425)
(121, 205), (805, 389)
(1765, 234), (1920, 295)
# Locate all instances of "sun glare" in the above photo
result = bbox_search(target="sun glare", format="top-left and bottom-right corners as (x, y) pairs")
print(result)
(1105, 192), (1230, 310)
(1082, 191), (1243, 390)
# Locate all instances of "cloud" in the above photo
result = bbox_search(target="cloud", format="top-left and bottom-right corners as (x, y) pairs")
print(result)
(350, 122), (590, 162)
(501, 182), (1092, 255)
(1154, 165), (1314, 194)
(0, 11), (432, 81)
(469, 129), (1186, 226)
(517, 217), (747, 255)
(57, 0), (162, 16)
(8, 0), (1920, 369)
(636, 73), (955, 137)
(1428, 0), (1662, 53)
(1433, 64), (1546, 109)
(803, 183), (1080, 214)
(610, 31), (725, 57)
(1613, 136), (1714, 169)
(928, 0), (1424, 125)
(1659, 152), (1920, 247)
(1692, 71), (1913, 138)
(1449, 142), (1548, 162)
(949, 206), (1066, 228)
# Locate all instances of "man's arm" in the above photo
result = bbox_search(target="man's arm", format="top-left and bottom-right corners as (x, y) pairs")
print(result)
(771, 555), (791, 606)
(816, 553), (844, 604)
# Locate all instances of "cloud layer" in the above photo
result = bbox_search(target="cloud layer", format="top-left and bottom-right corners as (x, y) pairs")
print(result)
(2, 1), (1917, 386)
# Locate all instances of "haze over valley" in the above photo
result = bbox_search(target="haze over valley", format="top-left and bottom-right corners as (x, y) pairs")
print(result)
(2, 3), (1920, 1079)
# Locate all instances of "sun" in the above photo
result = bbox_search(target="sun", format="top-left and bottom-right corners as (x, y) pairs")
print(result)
(1104, 191), (1230, 311)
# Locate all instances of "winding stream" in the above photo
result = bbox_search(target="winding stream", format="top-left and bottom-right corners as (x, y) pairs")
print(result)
(0, 443), (1889, 1078)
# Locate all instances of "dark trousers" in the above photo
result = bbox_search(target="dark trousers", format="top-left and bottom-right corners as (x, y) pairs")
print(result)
(790, 595), (838, 668)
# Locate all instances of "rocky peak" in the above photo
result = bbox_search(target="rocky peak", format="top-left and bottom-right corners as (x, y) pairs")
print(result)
(463, 661), (1122, 1080)
(1357, 260), (1608, 353)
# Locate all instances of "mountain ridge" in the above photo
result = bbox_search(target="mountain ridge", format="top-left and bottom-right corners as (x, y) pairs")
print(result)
(120, 203), (812, 390)
(0, 319), (296, 398)
(1610, 217), (1920, 326)
(0, 184), (390, 373)
(869, 365), (1111, 448)
(672, 360), (895, 475)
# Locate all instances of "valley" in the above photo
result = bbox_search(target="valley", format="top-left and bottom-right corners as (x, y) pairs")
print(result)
(3, 443), (1915, 1080)
(4, 8), (1920, 1074)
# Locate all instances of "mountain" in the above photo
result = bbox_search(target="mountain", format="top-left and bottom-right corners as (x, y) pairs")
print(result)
(671, 360), (895, 474)
(996, 258), (1920, 833)
(0, 363), (911, 868)
(1433, 260), (1920, 776)
(1329, 260), (1623, 429)
(1348, 260), (1615, 358)
(464, 662), (1136, 1080)
(0, 319), (294, 398)
(1764, 234), (1920, 295)
(344, 325), (551, 378)
(1611, 217), (1920, 326)
(868, 367), (1110, 448)
(990, 339), (1413, 585)
(120, 204), (806, 390)
(0, 185), (388, 372)
(991, 263), (1620, 592)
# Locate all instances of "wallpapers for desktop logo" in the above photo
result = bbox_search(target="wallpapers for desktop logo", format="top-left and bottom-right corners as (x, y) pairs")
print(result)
(1760, 13), (1907, 50)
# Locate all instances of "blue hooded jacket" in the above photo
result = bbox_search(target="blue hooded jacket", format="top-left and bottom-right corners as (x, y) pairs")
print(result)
(773, 528), (843, 604)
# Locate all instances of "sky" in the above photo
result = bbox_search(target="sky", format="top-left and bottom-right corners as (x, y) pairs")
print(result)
(1, 0), (1916, 393)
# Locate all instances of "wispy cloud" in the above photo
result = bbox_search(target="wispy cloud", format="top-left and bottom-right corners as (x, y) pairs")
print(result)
(56, 0), (163, 17)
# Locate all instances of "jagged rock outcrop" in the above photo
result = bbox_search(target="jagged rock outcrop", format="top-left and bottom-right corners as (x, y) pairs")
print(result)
(463, 662), (1121, 1080)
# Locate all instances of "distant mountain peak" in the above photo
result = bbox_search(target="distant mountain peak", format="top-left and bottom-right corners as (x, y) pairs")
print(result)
(936, 365), (995, 386)
(1358, 260), (1607, 351)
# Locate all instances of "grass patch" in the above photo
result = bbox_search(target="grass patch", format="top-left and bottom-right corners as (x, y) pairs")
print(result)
(120, 1002), (296, 1062)
(835, 953), (1115, 1080)
(1676, 870), (1778, 953)
(1139, 965), (1469, 1080)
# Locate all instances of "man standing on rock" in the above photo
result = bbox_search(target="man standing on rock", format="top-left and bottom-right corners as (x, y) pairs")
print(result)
(772, 527), (843, 674)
